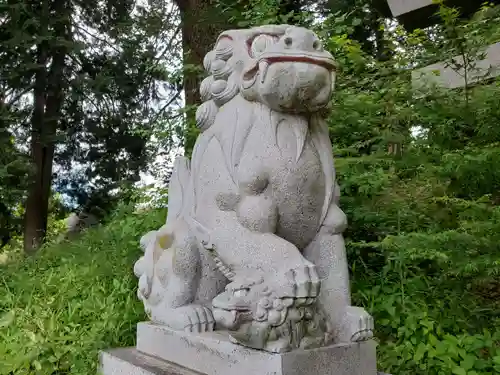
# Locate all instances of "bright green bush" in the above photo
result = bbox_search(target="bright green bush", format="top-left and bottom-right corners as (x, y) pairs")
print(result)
(338, 150), (500, 374)
(333, 109), (500, 374)
(0, 204), (165, 374)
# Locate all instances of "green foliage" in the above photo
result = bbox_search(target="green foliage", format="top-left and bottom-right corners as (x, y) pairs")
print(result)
(220, 0), (314, 28)
(338, 148), (500, 374)
(0, 0), (182, 237)
(51, 0), (182, 208)
(0, 204), (165, 374)
(2, 0), (500, 373)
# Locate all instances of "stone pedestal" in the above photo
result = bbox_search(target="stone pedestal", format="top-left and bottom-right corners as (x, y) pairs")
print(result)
(100, 322), (381, 375)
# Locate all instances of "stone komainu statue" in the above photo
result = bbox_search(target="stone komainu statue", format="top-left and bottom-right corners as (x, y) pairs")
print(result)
(65, 212), (98, 239)
(134, 25), (373, 353)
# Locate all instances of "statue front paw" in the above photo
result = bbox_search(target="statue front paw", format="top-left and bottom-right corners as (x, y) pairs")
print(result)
(264, 337), (292, 353)
(152, 305), (215, 334)
(283, 264), (320, 298)
(339, 306), (374, 343)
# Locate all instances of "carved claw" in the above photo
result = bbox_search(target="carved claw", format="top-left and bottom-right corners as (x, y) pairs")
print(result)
(285, 264), (320, 298)
(350, 312), (374, 342)
(339, 306), (374, 343)
(157, 305), (215, 333)
(185, 305), (215, 333)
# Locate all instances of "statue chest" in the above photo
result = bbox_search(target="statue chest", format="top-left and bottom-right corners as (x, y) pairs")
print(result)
(236, 120), (326, 249)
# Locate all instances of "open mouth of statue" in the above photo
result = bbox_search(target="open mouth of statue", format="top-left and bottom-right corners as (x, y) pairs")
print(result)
(242, 52), (336, 87)
(263, 52), (336, 69)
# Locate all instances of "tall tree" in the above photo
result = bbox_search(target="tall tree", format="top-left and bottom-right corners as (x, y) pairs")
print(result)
(23, 0), (70, 252)
(0, 0), (181, 252)
(0, 113), (29, 248)
(54, 0), (182, 215)
(319, 0), (394, 59)
(0, 2), (34, 249)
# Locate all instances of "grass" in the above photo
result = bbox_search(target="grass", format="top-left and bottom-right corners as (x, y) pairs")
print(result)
(1, 201), (499, 374)
(0, 205), (165, 375)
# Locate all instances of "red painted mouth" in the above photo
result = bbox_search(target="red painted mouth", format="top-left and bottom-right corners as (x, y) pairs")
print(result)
(263, 55), (336, 70)
(242, 53), (335, 85)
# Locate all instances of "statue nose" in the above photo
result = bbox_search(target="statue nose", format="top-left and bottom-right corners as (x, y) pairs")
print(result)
(280, 28), (323, 52)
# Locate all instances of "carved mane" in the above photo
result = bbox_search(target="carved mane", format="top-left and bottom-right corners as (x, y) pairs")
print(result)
(192, 26), (335, 224)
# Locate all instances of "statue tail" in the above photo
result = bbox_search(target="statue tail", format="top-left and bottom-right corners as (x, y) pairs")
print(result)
(166, 156), (192, 227)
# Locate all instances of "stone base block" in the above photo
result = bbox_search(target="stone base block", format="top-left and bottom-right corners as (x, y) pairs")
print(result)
(99, 347), (200, 375)
(99, 347), (390, 375)
(133, 322), (378, 375)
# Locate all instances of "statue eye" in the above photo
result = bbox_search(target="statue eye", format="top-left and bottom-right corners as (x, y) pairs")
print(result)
(250, 35), (276, 57)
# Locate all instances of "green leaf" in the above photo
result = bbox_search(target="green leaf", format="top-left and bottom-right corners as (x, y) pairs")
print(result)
(452, 367), (467, 375)
(414, 343), (427, 362)
(0, 311), (15, 328)
(352, 18), (362, 26)
(33, 360), (42, 370)
(460, 355), (476, 371)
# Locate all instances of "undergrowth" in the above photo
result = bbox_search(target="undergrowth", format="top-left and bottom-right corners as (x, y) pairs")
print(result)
(0, 205), (164, 375)
(1, 191), (499, 375)
(338, 152), (500, 374)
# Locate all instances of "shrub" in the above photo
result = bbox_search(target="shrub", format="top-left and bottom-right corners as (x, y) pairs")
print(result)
(0, 204), (164, 374)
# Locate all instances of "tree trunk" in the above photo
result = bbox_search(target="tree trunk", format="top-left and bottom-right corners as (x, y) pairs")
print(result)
(24, 29), (49, 253)
(175, 0), (235, 155)
(23, 0), (69, 253)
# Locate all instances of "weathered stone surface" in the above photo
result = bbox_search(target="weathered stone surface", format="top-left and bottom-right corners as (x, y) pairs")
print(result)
(65, 211), (99, 239)
(100, 347), (203, 375)
(133, 23), (373, 354)
(100, 347), (390, 375)
(133, 322), (377, 375)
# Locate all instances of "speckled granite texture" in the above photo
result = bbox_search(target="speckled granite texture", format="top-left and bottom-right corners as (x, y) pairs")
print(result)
(132, 23), (373, 353)
(100, 322), (380, 375)
(100, 22), (388, 375)
(100, 347), (390, 375)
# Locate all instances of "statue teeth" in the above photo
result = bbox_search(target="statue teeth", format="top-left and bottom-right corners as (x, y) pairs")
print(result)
(259, 60), (270, 83)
